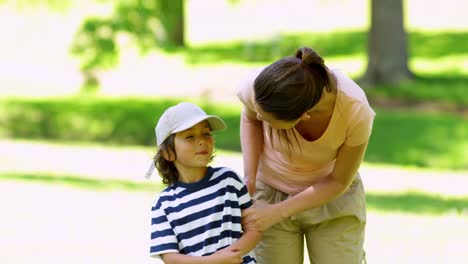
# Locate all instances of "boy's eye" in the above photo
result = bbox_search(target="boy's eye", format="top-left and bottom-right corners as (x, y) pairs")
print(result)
(185, 136), (194, 139)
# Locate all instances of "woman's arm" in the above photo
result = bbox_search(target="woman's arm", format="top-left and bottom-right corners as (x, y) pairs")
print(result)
(248, 142), (369, 230)
(240, 113), (264, 195)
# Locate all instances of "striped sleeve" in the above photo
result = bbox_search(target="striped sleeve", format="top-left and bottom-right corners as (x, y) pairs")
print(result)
(149, 197), (179, 256)
(226, 169), (253, 210)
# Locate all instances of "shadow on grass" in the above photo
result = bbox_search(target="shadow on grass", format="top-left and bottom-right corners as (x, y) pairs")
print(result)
(185, 31), (366, 64)
(366, 192), (468, 215)
(367, 75), (468, 106)
(2, 173), (466, 215)
(0, 173), (165, 193)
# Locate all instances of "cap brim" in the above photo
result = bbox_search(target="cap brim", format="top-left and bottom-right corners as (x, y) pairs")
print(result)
(172, 115), (227, 134)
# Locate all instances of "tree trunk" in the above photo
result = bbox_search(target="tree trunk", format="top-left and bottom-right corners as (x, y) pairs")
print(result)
(362, 0), (413, 86)
(159, 0), (185, 47)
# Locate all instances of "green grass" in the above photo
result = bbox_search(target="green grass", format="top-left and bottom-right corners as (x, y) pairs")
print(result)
(1, 172), (466, 216)
(0, 172), (163, 192)
(0, 97), (466, 170)
(367, 109), (468, 169)
(182, 31), (468, 64)
(366, 74), (468, 106)
(366, 191), (468, 215)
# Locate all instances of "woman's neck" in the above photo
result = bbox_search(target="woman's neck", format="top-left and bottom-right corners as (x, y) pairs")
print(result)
(306, 89), (336, 116)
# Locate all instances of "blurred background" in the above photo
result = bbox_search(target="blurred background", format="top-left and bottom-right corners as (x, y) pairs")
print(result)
(0, 0), (466, 263)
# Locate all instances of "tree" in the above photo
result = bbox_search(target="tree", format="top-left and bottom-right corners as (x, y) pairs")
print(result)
(70, 0), (185, 93)
(361, 0), (414, 86)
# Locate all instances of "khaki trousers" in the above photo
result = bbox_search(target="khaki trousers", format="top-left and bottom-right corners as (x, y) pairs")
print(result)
(253, 174), (366, 264)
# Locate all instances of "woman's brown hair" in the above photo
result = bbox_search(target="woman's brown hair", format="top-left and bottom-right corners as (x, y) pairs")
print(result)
(254, 46), (336, 121)
(253, 46), (337, 153)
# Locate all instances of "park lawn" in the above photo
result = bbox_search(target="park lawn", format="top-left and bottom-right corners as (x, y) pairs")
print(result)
(1, 177), (466, 263)
(0, 139), (467, 263)
(2, 140), (466, 262)
(1, 96), (466, 170)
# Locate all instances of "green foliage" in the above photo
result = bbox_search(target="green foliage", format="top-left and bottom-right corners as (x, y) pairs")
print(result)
(70, 0), (184, 71)
(71, 17), (119, 71)
(0, 97), (466, 170)
(0, 0), (74, 12)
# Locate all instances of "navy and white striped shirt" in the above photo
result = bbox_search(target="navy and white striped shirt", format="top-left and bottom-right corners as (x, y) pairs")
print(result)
(150, 167), (256, 263)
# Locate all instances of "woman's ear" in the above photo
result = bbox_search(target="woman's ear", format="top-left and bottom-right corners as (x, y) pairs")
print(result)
(161, 149), (176, 161)
(300, 112), (310, 121)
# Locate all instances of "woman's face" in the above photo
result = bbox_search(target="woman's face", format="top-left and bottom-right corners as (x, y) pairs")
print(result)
(253, 102), (302, 130)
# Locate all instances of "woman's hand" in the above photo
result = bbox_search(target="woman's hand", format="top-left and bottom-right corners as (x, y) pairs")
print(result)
(242, 200), (285, 231)
(210, 246), (243, 264)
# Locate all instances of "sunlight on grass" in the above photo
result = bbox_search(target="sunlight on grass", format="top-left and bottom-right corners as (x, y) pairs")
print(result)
(411, 55), (468, 75)
(364, 211), (468, 263)
(0, 172), (163, 192)
(2, 171), (466, 216)
(366, 191), (468, 215)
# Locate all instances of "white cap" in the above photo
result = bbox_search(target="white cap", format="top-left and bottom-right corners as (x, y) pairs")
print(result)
(146, 102), (227, 179)
(155, 102), (227, 147)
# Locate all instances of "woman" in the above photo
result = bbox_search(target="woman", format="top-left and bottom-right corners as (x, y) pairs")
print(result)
(237, 46), (375, 264)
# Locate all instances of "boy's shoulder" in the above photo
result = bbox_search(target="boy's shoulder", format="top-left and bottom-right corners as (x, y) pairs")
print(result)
(151, 185), (176, 209)
(210, 166), (242, 180)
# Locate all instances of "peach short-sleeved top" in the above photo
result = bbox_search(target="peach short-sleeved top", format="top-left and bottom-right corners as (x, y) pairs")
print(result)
(237, 68), (376, 195)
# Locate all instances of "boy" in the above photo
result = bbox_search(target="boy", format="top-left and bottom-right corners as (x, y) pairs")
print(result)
(147, 102), (261, 263)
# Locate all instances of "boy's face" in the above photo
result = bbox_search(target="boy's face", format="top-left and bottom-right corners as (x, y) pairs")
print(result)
(173, 120), (214, 169)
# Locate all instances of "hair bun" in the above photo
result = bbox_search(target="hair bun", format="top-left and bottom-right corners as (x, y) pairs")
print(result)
(294, 47), (324, 67)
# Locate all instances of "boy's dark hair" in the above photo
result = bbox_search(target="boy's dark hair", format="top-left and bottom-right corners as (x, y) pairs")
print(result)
(154, 133), (216, 186)
(154, 134), (179, 186)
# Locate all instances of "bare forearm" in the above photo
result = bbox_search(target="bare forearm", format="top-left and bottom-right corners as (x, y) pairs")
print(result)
(228, 230), (262, 256)
(162, 253), (207, 264)
(240, 114), (263, 178)
(277, 143), (368, 220)
(276, 176), (348, 220)
(162, 252), (226, 264)
(161, 231), (260, 264)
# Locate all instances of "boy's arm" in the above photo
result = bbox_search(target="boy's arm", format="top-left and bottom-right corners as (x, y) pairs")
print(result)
(160, 212), (262, 264)
(222, 207), (262, 257)
(225, 228), (262, 257)
(160, 229), (261, 264)
(160, 250), (243, 264)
